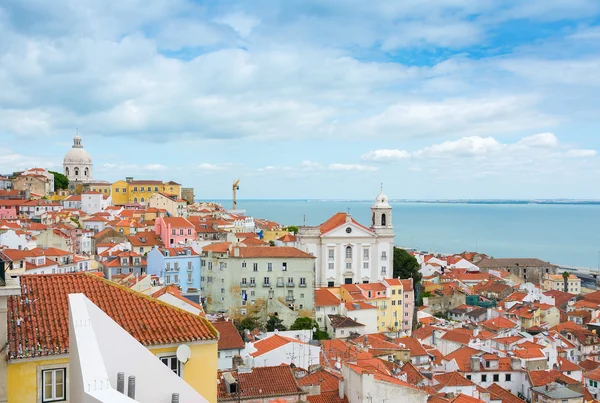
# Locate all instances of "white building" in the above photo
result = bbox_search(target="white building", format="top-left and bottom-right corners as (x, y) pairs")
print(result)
(245, 333), (321, 369)
(82, 191), (105, 215)
(0, 229), (28, 250)
(63, 135), (93, 185)
(298, 190), (395, 287)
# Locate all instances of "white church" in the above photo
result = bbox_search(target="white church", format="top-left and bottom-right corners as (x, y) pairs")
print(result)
(297, 190), (395, 287)
(63, 135), (94, 186)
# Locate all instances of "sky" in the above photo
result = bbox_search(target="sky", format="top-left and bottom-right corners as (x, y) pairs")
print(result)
(1, 1), (600, 200)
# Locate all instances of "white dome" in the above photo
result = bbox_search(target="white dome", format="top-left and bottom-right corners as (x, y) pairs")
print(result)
(63, 135), (92, 164)
(373, 189), (391, 208)
(63, 147), (92, 164)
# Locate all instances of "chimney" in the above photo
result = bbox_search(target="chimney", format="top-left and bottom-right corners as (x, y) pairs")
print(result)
(338, 378), (345, 399)
(232, 355), (244, 370)
(127, 375), (136, 399)
(470, 356), (481, 371)
(473, 327), (480, 337)
(117, 372), (124, 394)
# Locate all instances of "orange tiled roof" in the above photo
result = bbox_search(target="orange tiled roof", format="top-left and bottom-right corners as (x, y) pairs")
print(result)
(8, 273), (217, 359)
(435, 371), (474, 387)
(250, 334), (303, 357)
(316, 289), (341, 307)
(236, 246), (315, 259)
(212, 321), (245, 350)
(297, 368), (343, 392)
(318, 212), (373, 235)
(440, 328), (473, 345)
(217, 365), (303, 400)
(307, 391), (348, 403)
(395, 336), (429, 357)
(528, 370), (579, 387)
(203, 242), (232, 253)
(485, 384), (526, 403)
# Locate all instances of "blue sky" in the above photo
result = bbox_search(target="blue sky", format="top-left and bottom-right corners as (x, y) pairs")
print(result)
(1, 0), (600, 199)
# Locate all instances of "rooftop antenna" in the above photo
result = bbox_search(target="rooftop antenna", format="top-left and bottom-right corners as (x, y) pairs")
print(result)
(380, 183), (383, 192)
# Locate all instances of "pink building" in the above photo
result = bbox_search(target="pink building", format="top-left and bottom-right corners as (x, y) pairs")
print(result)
(154, 216), (196, 245)
(400, 278), (415, 333)
(0, 200), (22, 219)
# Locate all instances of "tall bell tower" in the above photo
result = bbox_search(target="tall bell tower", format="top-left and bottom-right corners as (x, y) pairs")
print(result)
(371, 186), (393, 235)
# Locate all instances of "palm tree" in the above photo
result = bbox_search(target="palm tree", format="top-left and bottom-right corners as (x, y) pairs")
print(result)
(562, 271), (570, 293)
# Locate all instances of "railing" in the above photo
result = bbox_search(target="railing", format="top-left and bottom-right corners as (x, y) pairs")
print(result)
(299, 283), (307, 287)
(240, 282), (248, 287)
(287, 282), (295, 287)
(249, 283), (256, 287)
(277, 282), (285, 287)
(285, 296), (295, 302)
(263, 282), (271, 287)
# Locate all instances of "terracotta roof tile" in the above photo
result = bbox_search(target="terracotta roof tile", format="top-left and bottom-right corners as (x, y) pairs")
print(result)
(8, 273), (217, 359)
(435, 371), (474, 387)
(307, 391), (348, 403)
(485, 384), (526, 403)
(328, 314), (364, 328)
(316, 289), (341, 307)
(528, 370), (579, 387)
(395, 337), (428, 357)
(250, 334), (304, 357)
(297, 368), (343, 392)
(236, 246), (315, 259)
(318, 213), (373, 235)
(217, 365), (304, 400)
(440, 328), (473, 345)
(212, 321), (245, 350)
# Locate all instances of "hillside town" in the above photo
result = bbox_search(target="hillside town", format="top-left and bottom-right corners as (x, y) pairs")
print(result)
(1, 136), (599, 403)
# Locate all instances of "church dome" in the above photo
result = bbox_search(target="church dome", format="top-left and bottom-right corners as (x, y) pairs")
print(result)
(63, 136), (92, 164)
(372, 189), (391, 208)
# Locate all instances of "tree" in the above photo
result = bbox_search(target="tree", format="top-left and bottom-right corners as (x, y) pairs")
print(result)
(235, 313), (264, 337)
(562, 271), (570, 293)
(289, 316), (317, 331)
(266, 314), (287, 332)
(285, 226), (299, 234)
(49, 171), (69, 191)
(393, 247), (422, 287)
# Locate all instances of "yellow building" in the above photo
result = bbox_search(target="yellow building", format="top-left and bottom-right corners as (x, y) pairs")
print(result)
(84, 181), (113, 196)
(340, 280), (405, 332)
(7, 273), (219, 403)
(111, 177), (182, 206)
(543, 273), (581, 294)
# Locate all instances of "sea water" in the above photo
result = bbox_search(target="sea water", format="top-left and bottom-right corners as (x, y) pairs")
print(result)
(207, 200), (600, 269)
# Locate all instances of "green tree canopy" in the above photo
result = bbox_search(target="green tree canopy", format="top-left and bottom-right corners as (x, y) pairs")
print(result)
(392, 247), (422, 287)
(266, 314), (287, 332)
(49, 171), (69, 191)
(285, 226), (299, 234)
(235, 314), (264, 338)
(289, 316), (317, 330)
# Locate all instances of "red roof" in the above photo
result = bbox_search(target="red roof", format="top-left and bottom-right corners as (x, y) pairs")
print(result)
(316, 289), (341, 307)
(8, 274), (217, 359)
(307, 391), (348, 403)
(217, 365), (303, 400)
(212, 321), (245, 350)
(297, 368), (343, 392)
(236, 246), (315, 259)
(250, 334), (303, 357)
(528, 370), (579, 387)
(440, 328), (473, 345)
(435, 371), (474, 387)
(319, 213), (373, 235)
(395, 337), (429, 357)
(160, 216), (194, 228)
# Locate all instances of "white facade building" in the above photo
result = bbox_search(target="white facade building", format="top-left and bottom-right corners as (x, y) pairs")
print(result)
(63, 135), (93, 184)
(82, 191), (104, 215)
(298, 190), (394, 287)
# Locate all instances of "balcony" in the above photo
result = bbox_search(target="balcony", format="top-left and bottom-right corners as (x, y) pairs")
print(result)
(263, 282), (271, 288)
(286, 282), (295, 287)
(286, 296), (295, 302)
(240, 282), (248, 287)
(299, 283), (307, 287)
(249, 283), (256, 287)
(277, 281), (284, 287)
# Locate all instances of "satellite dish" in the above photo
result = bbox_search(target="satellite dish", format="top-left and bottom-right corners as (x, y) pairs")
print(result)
(176, 344), (191, 365)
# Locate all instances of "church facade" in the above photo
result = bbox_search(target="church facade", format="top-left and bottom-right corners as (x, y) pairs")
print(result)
(297, 191), (395, 287)
(63, 135), (93, 187)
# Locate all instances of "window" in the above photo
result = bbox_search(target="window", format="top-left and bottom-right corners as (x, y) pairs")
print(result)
(363, 249), (369, 259)
(42, 368), (66, 402)
(328, 281), (335, 287)
(187, 272), (193, 283)
(264, 277), (270, 286)
(405, 303), (408, 308)
(172, 229), (176, 235)
(363, 262), (369, 269)
(300, 277), (306, 286)
(188, 261), (192, 271)
(174, 274), (179, 283)
(155, 187), (159, 191)
(160, 356), (181, 377)
(466, 375), (471, 380)
(133, 186), (138, 192)
(404, 312), (408, 317)
(115, 188), (119, 193)
(328, 249), (335, 260)
(481, 375), (487, 382)
(485, 361), (490, 368)
(346, 263), (352, 270)
(382, 251), (387, 260)
(208, 261), (213, 270)
(180, 229), (184, 235)
(381, 266), (386, 274)
(328, 263), (334, 270)
(242, 261), (247, 268)
(268, 263), (273, 271)
(345, 246), (352, 259)
(250, 290), (255, 296)
(122, 188), (126, 193)
(241, 278), (247, 285)
(392, 300), (396, 305)
(282, 262), (287, 271)
(253, 263), (258, 272)
(250, 277), (256, 286)
(493, 374), (499, 382)
(221, 288), (225, 294)
(166, 262), (171, 271)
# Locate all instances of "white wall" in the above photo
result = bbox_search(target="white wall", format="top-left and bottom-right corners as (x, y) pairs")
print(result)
(0, 230), (28, 250)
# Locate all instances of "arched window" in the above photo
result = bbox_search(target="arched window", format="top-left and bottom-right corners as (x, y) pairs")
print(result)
(381, 213), (387, 226)
(345, 246), (352, 259)
(65, 167), (69, 176)
(74, 167), (79, 177)
(134, 197), (138, 203)
(140, 197), (145, 203)
(84, 167), (89, 177)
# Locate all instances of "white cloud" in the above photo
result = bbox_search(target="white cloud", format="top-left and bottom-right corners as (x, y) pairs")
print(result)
(566, 149), (597, 157)
(215, 13), (260, 38)
(516, 132), (559, 148)
(416, 136), (503, 158)
(197, 163), (225, 171)
(328, 163), (378, 172)
(361, 149), (411, 162)
(144, 163), (167, 171)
